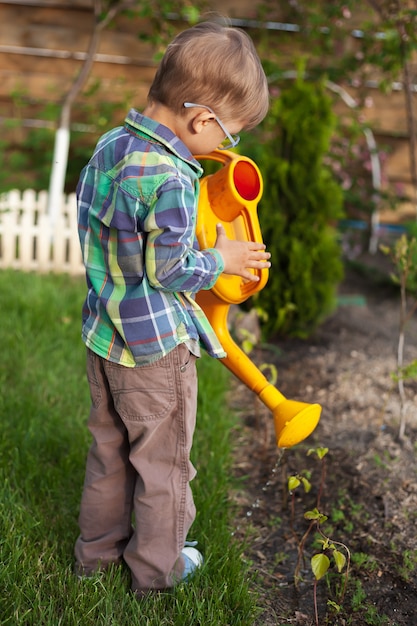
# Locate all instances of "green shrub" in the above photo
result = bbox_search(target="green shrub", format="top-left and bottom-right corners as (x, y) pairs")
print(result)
(242, 73), (344, 338)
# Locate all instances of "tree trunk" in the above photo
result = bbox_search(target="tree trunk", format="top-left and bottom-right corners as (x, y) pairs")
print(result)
(46, 0), (138, 222)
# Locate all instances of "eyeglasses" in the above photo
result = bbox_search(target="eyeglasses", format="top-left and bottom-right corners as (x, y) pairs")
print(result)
(183, 102), (240, 150)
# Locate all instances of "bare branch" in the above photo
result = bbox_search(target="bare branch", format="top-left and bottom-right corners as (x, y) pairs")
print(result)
(59, 0), (141, 127)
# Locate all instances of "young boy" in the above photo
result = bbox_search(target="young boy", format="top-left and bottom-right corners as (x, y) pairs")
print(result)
(75, 19), (270, 596)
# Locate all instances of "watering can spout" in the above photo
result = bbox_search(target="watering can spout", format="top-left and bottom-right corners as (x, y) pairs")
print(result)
(195, 150), (322, 448)
(196, 290), (321, 448)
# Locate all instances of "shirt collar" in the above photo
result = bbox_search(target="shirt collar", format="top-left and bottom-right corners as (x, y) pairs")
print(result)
(124, 108), (203, 177)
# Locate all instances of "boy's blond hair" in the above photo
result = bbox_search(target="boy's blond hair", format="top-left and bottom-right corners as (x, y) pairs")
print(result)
(148, 21), (269, 129)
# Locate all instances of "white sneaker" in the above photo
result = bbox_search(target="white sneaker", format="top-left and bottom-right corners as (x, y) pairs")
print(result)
(181, 546), (203, 581)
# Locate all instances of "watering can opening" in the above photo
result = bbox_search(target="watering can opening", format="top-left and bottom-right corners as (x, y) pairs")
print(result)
(274, 401), (322, 449)
(233, 161), (261, 202)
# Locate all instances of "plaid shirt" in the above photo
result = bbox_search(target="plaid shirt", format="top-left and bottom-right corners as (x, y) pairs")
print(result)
(77, 109), (226, 366)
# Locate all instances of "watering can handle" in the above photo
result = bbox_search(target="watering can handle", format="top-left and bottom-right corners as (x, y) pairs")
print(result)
(195, 150), (268, 305)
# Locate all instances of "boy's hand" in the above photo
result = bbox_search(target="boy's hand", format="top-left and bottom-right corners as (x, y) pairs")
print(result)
(214, 223), (271, 282)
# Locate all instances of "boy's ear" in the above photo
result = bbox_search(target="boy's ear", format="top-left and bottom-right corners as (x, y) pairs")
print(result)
(190, 110), (215, 135)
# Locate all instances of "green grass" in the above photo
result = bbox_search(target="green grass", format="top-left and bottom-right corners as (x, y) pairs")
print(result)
(0, 269), (259, 625)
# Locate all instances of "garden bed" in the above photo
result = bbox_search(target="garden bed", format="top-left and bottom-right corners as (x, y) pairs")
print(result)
(231, 255), (417, 625)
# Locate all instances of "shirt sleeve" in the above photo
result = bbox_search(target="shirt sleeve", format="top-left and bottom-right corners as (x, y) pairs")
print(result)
(144, 175), (224, 293)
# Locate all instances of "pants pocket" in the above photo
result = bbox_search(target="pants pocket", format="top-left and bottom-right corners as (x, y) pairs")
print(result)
(105, 351), (175, 421)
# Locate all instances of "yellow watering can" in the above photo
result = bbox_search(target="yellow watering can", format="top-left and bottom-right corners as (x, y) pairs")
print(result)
(195, 150), (321, 448)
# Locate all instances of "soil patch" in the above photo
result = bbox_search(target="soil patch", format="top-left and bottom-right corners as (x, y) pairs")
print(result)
(231, 255), (417, 625)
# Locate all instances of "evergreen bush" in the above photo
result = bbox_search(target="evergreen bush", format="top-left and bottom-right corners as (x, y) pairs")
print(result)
(242, 74), (344, 338)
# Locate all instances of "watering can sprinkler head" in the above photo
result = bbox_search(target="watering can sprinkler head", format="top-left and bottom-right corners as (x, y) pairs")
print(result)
(274, 401), (322, 449)
(258, 383), (322, 447)
(195, 150), (322, 448)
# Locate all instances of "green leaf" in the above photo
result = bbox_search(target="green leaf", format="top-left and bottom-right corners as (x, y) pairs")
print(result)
(307, 446), (328, 459)
(301, 477), (312, 493)
(304, 508), (320, 520)
(316, 447), (329, 459)
(288, 476), (301, 491)
(311, 553), (330, 580)
(241, 339), (254, 355)
(181, 6), (200, 24)
(304, 507), (327, 523)
(259, 362), (278, 385)
(333, 549), (347, 573)
(321, 537), (331, 550)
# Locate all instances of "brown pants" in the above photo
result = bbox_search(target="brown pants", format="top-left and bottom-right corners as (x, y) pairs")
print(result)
(74, 344), (198, 593)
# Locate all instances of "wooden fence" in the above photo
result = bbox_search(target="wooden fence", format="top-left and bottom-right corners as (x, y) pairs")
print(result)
(0, 189), (84, 275)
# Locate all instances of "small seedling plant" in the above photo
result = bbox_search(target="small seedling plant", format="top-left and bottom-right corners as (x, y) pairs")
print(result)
(381, 234), (417, 439)
(288, 447), (351, 626)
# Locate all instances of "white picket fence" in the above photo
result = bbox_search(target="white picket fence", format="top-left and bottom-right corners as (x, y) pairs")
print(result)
(0, 189), (84, 275)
